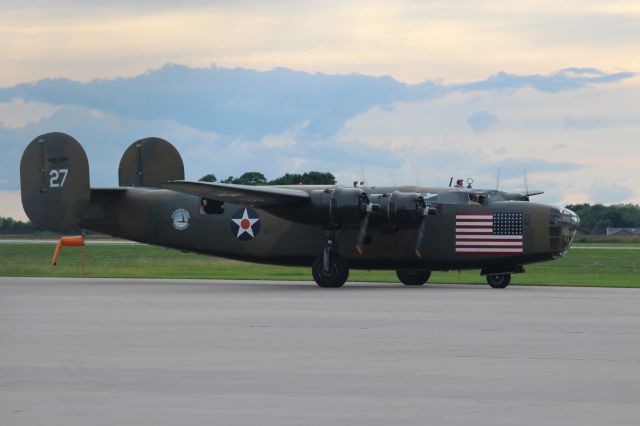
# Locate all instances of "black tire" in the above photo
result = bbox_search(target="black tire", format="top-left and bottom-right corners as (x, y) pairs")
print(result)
(396, 269), (431, 286)
(312, 253), (349, 288)
(486, 274), (511, 288)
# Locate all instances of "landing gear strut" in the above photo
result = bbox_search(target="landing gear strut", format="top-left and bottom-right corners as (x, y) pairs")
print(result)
(312, 231), (349, 288)
(396, 269), (431, 286)
(486, 274), (511, 288)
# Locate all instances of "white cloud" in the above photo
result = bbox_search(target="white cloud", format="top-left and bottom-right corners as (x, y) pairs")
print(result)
(0, 99), (60, 128)
(1, 65), (638, 219)
(257, 120), (309, 149)
(334, 76), (640, 205)
(1, 1), (639, 86)
(0, 191), (27, 221)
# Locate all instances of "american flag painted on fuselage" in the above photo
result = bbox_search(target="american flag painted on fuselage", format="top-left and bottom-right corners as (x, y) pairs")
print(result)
(455, 212), (523, 254)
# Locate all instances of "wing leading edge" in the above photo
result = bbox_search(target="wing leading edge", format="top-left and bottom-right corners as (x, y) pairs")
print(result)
(160, 180), (311, 206)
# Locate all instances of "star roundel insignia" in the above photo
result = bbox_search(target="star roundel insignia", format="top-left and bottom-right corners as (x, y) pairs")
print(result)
(230, 208), (261, 241)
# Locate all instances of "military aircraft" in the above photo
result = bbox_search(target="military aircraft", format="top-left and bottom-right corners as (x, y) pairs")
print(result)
(20, 133), (580, 288)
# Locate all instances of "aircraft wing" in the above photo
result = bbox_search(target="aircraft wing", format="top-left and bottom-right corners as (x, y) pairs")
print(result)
(160, 180), (311, 206)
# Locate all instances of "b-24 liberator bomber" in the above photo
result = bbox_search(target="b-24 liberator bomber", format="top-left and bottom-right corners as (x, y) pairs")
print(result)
(20, 133), (580, 288)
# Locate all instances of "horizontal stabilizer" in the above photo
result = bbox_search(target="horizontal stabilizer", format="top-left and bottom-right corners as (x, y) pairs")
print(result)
(91, 187), (128, 193)
(160, 180), (311, 206)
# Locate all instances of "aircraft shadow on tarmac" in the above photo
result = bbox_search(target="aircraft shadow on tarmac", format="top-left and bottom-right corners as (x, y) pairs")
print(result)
(120, 279), (514, 293)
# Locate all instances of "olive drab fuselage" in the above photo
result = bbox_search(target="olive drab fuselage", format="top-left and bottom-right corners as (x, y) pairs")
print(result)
(80, 186), (574, 271)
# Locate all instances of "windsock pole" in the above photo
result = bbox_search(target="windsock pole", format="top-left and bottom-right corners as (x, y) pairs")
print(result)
(51, 235), (86, 272)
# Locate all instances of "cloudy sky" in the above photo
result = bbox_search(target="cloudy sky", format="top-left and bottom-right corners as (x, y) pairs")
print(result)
(1, 0), (639, 219)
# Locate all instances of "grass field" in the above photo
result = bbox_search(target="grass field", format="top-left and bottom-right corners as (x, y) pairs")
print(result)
(0, 242), (639, 287)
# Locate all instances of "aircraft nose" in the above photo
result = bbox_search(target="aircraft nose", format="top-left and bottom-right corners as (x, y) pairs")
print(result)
(561, 208), (580, 249)
(562, 208), (580, 229)
(549, 207), (580, 256)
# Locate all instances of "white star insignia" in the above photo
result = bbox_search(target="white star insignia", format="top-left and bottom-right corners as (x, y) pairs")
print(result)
(231, 208), (260, 238)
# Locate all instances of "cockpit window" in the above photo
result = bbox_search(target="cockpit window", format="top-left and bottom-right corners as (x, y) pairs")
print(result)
(423, 192), (469, 204)
(484, 190), (506, 202)
(549, 207), (562, 226)
(422, 193), (439, 203)
(422, 190), (510, 205)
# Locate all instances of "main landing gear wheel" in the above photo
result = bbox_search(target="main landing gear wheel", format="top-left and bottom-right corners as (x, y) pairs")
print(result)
(396, 269), (431, 286)
(486, 274), (511, 289)
(312, 253), (349, 288)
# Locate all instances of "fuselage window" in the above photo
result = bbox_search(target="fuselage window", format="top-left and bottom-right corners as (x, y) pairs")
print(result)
(200, 198), (224, 214)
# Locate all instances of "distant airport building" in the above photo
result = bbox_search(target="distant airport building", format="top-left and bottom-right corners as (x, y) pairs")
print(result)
(606, 227), (640, 236)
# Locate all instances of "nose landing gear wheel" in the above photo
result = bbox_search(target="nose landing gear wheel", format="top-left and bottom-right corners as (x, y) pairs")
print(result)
(486, 274), (511, 288)
(312, 253), (349, 288)
(396, 269), (431, 286)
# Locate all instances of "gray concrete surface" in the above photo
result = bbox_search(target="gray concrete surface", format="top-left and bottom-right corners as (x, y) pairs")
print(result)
(1, 277), (640, 425)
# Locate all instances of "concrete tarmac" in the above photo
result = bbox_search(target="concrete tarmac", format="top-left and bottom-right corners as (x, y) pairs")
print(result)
(1, 277), (640, 425)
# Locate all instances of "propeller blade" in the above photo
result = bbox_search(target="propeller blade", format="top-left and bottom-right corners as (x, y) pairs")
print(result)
(358, 164), (367, 187)
(414, 195), (428, 258)
(414, 213), (428, 258)
(355, 211), (371, 255)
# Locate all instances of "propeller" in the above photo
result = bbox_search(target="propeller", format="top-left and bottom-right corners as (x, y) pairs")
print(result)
(415, 195), (439, 257)
(501, 171), (544, 201)
(355, 207), (371, 255)
(520, 170), (545, 199)
(414, 196), (428, 258)
(358, 164), (367, 187)
(355, 192), (376, 255)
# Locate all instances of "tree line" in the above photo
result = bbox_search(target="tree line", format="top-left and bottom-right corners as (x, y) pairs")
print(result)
(566, 203), (640, 233)
(0, 217), (35, 234)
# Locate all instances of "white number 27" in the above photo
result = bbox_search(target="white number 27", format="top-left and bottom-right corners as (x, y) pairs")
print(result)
(49, 169), (69, 188)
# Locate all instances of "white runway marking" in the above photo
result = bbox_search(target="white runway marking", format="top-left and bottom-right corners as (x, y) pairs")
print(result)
(573, 246), (640, 250)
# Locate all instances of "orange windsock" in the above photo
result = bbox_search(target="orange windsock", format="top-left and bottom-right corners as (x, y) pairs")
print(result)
(51, 235), (86, 268)
(60, 235), (85, 247)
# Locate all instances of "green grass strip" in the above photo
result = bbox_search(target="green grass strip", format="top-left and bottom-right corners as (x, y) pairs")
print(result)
(1, 243), (639, 287)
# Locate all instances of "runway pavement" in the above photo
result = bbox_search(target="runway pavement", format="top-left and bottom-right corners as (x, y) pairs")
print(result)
(2, 277), (640, 425)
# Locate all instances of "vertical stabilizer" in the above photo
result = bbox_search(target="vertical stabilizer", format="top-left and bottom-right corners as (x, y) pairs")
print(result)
(118, 137), (184, 187)
(20, 132), (90, 231)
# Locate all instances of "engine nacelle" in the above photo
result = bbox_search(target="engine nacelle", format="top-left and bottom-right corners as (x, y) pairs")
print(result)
(309, 187), (368, 225)
(369, 191), (424, 227)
